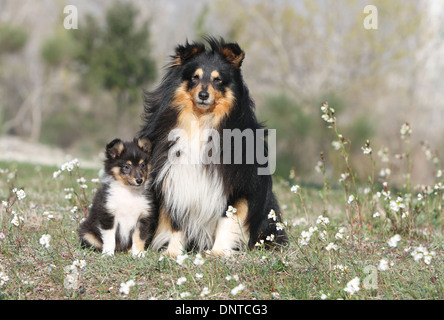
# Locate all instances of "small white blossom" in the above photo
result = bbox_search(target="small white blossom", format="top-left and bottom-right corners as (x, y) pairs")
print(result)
(266, 234), (275, 242)
(231, 283), (245, 296)
(326, 242), (338, 251)
(290, 185), (301, 194)
(316, 215), (330, 226)
(225, 205), (237, 218)
(15, 189), (26, 201)
(39, 234), (51, 248)
(11, 212), (24, 227)
(176, 253), (188, 265)
(378, 259), (389, 271)
(344, 277), (360, 295)
(119, 279), (135, 295)
(347, 195), (355, 204)
(176, 277), (187, 285)
(0, 271), (10, 287)
(387, 234), (401, 248)
(200, 287), (210, 297)
(193, 253), (205, 266)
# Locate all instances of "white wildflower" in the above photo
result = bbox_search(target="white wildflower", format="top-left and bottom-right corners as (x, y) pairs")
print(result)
(326, 242), (338, 251)
(176, 253), (188, 265)
(290, 185), (301, 194)
(387, 234), (401, 248)
(11, 212), (24, 227)
(225, 205), (237, 218)
(231, 283), (245, 296)
(378, 259), (389, 271)
(39, 234), (51, 248)
(266, 234), (275, 242)
(0, 271), (10, 287)
(347, 195), (355, 204)
(299, 230), (312, 246)
(119, 279), (136, 295)
(15, 189), (26, 201)
(176, 277), (187, 285)
(200, 287), (210, 297)
(344, 277), (360, 295)
(316, 215), (330, 226)
(193, 253), (205, 266)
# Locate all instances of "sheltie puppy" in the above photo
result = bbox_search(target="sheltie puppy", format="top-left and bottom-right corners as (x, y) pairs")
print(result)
(138, 36), (287, 257)
(78, 138), (157, 257)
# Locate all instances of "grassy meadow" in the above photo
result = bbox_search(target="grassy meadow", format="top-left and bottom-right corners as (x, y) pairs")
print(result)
(0, 105), (442, 300)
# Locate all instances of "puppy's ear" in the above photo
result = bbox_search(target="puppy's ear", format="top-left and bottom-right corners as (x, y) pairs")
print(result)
(134, 137), (151, 154)
(106, 139), (125, 159)
(219, 42), (245, 69)
(172, 41), (205, 66)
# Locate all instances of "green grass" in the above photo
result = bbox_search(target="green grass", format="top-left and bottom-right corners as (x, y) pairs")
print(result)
(0, 154), (442, 300)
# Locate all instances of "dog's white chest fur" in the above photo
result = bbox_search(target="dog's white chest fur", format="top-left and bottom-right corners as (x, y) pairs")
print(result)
(105, 180), (150, 245)
(156, 124), (227, 249)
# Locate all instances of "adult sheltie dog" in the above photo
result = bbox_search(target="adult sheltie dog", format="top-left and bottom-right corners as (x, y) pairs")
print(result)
(138, 37), (287, 256)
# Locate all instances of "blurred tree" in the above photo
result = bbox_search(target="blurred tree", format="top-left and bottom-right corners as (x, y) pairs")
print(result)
(0, 23), (28, 55)
(73, 1), (156, 112)
(41, 30), (79, 67)
(0, 23), (29, 136)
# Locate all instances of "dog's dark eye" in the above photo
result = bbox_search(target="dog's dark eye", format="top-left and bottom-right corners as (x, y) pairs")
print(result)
(122, 164), (131, 173)
(192, 75), (200, 82)
(140, 162), (146, 169)
(213, 77), (222, 85)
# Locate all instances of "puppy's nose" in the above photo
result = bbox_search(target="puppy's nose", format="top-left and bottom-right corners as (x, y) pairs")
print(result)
(198, 91), (209, 101)
(136, 178), (143, 185)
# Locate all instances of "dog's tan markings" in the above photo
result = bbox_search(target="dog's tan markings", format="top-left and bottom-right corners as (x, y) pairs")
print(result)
(111, 167), (127, 185)
(211, 198), (250, 257)
(220, 47), (245, 69)
(82, 232), (103, 250)
(212, 88), (235, 127)
(210, 70), (220, 80)
(194, 68), (203, 78)
(126, 160), (132, 165)
(131, 226), (146, 257)
(166, 230), (186, 258)
(151, 206), (174, 251)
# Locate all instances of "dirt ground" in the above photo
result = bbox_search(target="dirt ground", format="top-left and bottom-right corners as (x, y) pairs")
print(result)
(0, 135), (100, 169)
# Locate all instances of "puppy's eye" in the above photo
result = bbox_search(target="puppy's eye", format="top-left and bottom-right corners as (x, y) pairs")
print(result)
(140, 162), (146, 169)
(192, 75), (200, 82)
(122, 164), (131, 172)
(213, 77), (222, 85)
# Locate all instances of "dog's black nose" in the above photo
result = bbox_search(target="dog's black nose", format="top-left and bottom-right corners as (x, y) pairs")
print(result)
(136, 178), (143, 185)
(198, 91), (209, 101)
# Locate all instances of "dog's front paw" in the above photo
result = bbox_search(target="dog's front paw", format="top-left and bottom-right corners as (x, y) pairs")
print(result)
(209, 249), (233, 257)
(131, 248), (146, 258)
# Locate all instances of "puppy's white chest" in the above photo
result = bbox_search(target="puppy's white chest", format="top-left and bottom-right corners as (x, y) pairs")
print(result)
(105, 181), (150, 242)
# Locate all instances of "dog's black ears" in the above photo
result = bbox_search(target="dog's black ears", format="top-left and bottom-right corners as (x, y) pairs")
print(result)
(134, 137), (151, 154)
(204, 36), (245, 69)
(219, 42), (245, 69)
(172, 41), (206, 66)
(106, 138), (125, 159)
